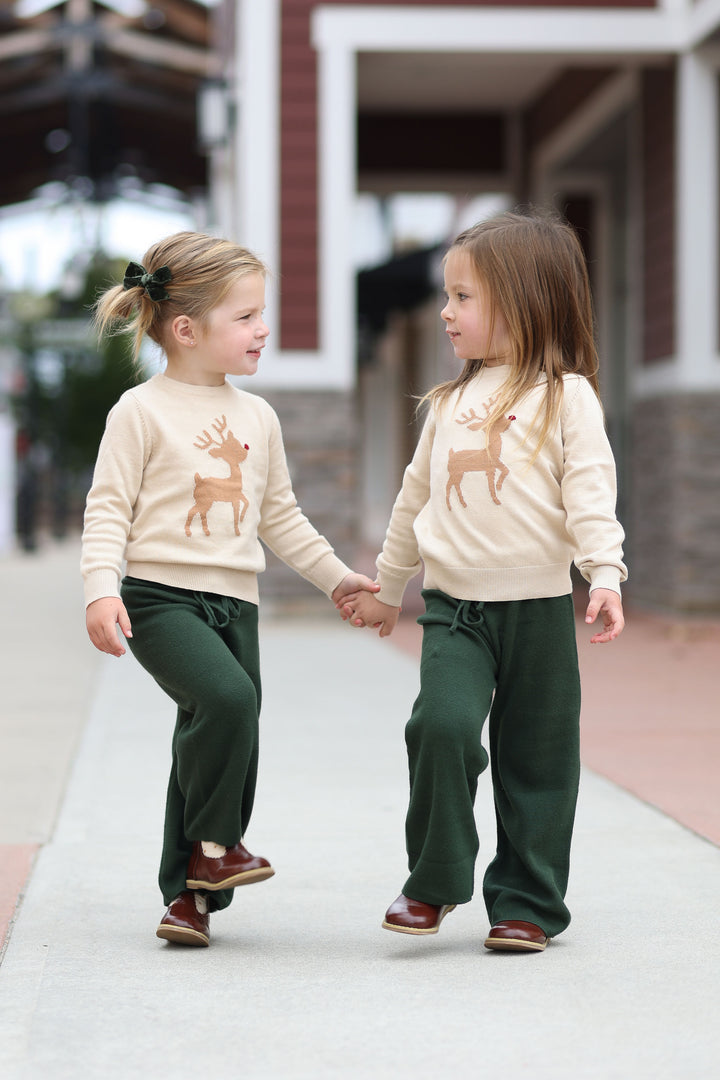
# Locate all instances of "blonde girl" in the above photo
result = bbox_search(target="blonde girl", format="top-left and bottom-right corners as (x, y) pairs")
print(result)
(344, 210), (626, 951)
(82, 232), (375, 947)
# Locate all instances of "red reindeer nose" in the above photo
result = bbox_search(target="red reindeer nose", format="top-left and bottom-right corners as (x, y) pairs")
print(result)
(244, 444), (249, 450)
(508, 415), (516, 421)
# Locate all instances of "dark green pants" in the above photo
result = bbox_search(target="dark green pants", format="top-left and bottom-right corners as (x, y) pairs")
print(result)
(403, 589), (581, 937)
(121, 578), (261, 911)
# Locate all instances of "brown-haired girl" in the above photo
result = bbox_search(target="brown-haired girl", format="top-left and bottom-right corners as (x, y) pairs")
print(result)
(82, 231), (376, 947)
(343, 210), (627, 952)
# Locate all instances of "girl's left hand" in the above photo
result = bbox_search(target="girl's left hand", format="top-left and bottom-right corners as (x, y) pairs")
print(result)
(331, 573), (380, 607)
(585, 588), (625, 643)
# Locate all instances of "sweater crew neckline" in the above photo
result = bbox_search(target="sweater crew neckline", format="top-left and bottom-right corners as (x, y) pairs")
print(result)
(154, 373), (238, 395)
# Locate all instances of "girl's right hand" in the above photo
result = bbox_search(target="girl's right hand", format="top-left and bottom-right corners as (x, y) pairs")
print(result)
(340, 592), (401, 638)
(86, 597), (133, 657)
(585, 588), (624, 643)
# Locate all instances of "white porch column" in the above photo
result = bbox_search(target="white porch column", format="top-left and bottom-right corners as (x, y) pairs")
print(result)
(0, 412), (14, 553)
(234, 0), (280, 337)
(316, 38), (357, 389)
(675, 49), (719, 385)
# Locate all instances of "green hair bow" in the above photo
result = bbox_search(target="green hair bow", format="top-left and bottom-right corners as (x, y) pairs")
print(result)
(123, 261), (172, 301)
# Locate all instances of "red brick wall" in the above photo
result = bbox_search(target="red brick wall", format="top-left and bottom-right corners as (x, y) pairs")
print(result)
(280, 1), (319, 349)
(641, 67), (675, 365)
(280, 0), (659, 349)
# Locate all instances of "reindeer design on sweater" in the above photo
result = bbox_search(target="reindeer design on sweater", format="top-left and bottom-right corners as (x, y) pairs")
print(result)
(446, 394), (516, 509)
(185, 415), (250, 537)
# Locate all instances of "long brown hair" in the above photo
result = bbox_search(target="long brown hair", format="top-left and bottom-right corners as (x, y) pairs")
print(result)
(93, 231), (268, 367)
(428, 209), (600, 455)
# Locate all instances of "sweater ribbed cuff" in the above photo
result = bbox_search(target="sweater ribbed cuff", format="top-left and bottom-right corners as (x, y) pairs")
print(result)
(307, 553), (354, 599)
(83, 569), (122, 608)
(587, 566), (623, 596)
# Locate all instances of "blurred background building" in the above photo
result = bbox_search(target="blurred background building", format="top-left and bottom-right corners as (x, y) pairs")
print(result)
(1, 0), (719, 613)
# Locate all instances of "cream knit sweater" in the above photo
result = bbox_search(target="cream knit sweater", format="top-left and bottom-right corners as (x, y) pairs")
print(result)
(81, 374), (351, 607)
(375, 366), (627, 607)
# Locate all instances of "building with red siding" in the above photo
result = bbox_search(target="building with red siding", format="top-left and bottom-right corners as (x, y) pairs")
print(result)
(210, 1), (720, 613)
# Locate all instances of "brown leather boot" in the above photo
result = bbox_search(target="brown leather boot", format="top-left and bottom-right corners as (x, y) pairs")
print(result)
(156, 891), (210, 947)
(382, 893), (456, 935)
(484, 920), (549, 952)
(186, 841), (275, 891)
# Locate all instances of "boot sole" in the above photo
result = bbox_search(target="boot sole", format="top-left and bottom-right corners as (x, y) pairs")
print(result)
(186, 866), (275, 891)
(156, 924), (209, 947)
(484, 936), (547, 952)
(382, 904), (456, 935)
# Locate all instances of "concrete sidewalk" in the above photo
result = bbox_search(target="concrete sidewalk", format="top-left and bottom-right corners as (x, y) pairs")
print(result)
(1, 540), (719, 1079)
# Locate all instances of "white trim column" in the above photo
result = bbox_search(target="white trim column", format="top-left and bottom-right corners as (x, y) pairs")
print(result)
(675, 48), (719, 385)
(0, 411), (14, 554)
(235, 0), (280, 341)
(316, 36), (357, 390)
(633, 48), (720, 397)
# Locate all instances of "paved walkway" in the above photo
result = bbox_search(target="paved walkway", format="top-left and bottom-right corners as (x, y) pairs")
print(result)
(1, 538), (719, 1079)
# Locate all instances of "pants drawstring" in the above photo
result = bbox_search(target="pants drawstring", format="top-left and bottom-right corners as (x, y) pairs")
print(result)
(449, 599), (486, 635)
(193, 592), (245, 629)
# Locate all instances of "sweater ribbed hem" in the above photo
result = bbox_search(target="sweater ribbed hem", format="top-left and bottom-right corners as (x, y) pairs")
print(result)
(126, 562), (261, 604)
(375, 562), (574, 607)
(423, 561), (573, 602)
(125, 553), (351, 605)
(377, 560), (622, 608)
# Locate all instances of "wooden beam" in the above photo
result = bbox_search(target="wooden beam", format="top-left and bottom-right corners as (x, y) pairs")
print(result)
(149, 0), (209, 45)
(101, 26), (216, 76)
(0, 28), (56, 60)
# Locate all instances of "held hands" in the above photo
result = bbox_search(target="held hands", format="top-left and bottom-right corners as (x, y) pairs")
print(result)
(332, 573), (400, 636)
(86, 597), (133, 657)
(337, 589), (401, 638)
(585, 588), (624, 644)
(331, 572), (380, 609)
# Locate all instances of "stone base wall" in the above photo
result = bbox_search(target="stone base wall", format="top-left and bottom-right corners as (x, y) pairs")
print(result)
(630, 393), (720, 613)
(257, 389), (361, 605)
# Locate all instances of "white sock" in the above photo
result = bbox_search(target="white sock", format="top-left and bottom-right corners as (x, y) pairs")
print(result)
(193, 893), (209, 916)
(201, 841), (227, 858)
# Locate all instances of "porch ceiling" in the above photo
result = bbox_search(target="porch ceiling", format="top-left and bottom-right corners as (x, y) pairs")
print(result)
(357, 51), (565, 112)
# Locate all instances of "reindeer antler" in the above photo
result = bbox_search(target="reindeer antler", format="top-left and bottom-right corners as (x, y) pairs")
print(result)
(194, 430), (218, 450)
(456, 394), (502, 430)
(194, 415), (229, 450)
